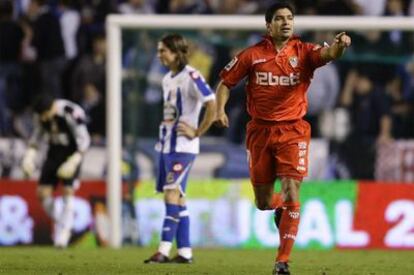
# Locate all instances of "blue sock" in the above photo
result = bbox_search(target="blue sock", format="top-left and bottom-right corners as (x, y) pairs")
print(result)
(176, 205), (190, 248)
(161, 203), (180, 242)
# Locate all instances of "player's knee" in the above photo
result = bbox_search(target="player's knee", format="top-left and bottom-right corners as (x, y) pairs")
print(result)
(37, 189), (47, 201)
(283, 186), (298, 202)
(37, 186), (53, 201)
(62, 187), (74, 197)
(164, 188), (181, 204)
(255, 199), (269, 210)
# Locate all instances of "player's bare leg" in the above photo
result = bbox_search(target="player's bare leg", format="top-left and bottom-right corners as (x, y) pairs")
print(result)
(37, 185), (54, 217)
(273, 177), (302, 275)
(54, 186), (75, 248)
(144, 188), (180, 263)
(252, 183), (282, 210)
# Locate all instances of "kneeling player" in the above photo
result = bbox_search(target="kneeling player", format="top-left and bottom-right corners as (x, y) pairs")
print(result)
(22, 94), (90, 248)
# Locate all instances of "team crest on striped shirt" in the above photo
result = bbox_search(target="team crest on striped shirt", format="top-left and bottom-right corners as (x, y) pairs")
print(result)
(190, 71), (200, 79)
(289, 56), (298, 68)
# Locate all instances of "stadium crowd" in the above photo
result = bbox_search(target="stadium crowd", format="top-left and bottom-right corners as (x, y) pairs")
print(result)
(1, 0), (414, 180)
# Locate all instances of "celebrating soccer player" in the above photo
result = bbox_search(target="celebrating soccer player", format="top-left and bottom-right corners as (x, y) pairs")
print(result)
(215, 2), (351, 274)
(144, 34), (216, 264)
(22, 94), (90, 248)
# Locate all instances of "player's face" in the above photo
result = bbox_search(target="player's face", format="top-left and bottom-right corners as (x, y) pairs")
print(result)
(267, 8), (294, 41)
(157, 42), (178, 69)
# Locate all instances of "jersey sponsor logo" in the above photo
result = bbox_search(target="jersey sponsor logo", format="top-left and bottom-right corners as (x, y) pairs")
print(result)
(297, 141), (307, 172)
(289, 56), (298, 68)
(288, 211), (300, 219)
(224, 57), (238, 71)
(297, 165), (306, 172)
(255, 72), (300, 86)
(283, 233), (296, 240)
(163, 102), (178, 123)
(252, 58), (267, 65)
(298, 141), (307, 149)
(173, 163), (183, 172)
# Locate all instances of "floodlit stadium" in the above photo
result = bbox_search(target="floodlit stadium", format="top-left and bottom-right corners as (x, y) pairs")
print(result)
(1, 1), (414, 274)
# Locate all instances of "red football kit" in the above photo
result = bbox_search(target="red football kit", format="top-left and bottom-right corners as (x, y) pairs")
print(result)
(220, 35), (328, 183)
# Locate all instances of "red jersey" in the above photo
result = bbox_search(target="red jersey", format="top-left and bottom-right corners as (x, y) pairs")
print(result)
(219, 35), (328, 122)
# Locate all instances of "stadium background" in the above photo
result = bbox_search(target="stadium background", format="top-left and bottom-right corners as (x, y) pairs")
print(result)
(1, 0), (414, 255)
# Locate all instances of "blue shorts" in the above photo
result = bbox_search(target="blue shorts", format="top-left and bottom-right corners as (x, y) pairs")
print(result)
(156, 152), (196, 195)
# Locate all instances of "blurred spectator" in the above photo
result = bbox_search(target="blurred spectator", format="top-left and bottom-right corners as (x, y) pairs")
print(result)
(339, 68), (393, 178)
(58, 0), (80, 60)
(403, 57), (414, 102)
(76, 0), (117, 23)
(27, 0), (66, 97)
(384, 0), (412, 15)
(382, 0), (414, 55)
(0, 0), (24, 135)
(351, 30), (405, 82)
(188, 40), (214, 82)
(306, 31), (341, 137)
(118, 0), (155, 14)
(70, 34), (106, 142)
(385, 73), (414, 138)
(13, 0), (30, 18)
(353, 0), (386, 15)
(77, 0), (116, 55)
(212, 0), (259, 14)
(156, 0), (213, 14)
(58, 0), (81, 99)
(140, 54), (168, 137)
(410, 0), (414, 15)
(317, 0), (359, 15)
(341, 68), (392, 143)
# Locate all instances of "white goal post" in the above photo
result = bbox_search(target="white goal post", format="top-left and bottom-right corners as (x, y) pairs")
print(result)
(105, 15), (414, 248)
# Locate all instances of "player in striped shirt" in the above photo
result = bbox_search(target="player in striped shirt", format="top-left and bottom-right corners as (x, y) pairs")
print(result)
(144, 34), (216, 264)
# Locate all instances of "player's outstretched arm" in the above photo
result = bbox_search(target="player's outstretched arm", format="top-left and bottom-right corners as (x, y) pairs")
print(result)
(321, 32), (352, 62)
(215, 80), (230, 128)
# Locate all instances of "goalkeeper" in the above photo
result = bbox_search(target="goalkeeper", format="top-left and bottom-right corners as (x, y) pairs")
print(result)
(22, 94), (91, 248)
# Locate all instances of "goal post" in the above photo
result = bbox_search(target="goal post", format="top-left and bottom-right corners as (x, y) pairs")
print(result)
(105, 15), (414, 248)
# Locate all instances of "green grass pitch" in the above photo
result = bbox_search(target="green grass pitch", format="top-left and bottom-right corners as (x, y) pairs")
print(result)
(1, 247), (414, 275)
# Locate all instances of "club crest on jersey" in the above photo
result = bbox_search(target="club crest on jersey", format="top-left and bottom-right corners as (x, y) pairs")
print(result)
(190, 71), (200, 79)
(289, 56), (298, 68)
(224, 57), (238, 71)
(163, 102), (178, 123)
(173, 163), (183, 172)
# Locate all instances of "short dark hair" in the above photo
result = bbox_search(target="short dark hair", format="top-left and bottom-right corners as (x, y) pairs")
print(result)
(265, 1), (296, 23)
(33, 94), (55, 114)
(160, 33), (189, 70)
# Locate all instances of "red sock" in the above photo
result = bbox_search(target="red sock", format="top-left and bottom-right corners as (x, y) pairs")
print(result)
(269, 193), (282, 209)
(276, 202), (300, 262)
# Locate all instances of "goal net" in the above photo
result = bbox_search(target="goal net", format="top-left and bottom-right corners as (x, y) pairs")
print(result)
(105, 15), (414, 248)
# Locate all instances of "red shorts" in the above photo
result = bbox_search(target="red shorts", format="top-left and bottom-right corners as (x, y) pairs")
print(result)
(246, 119), (311, 185)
